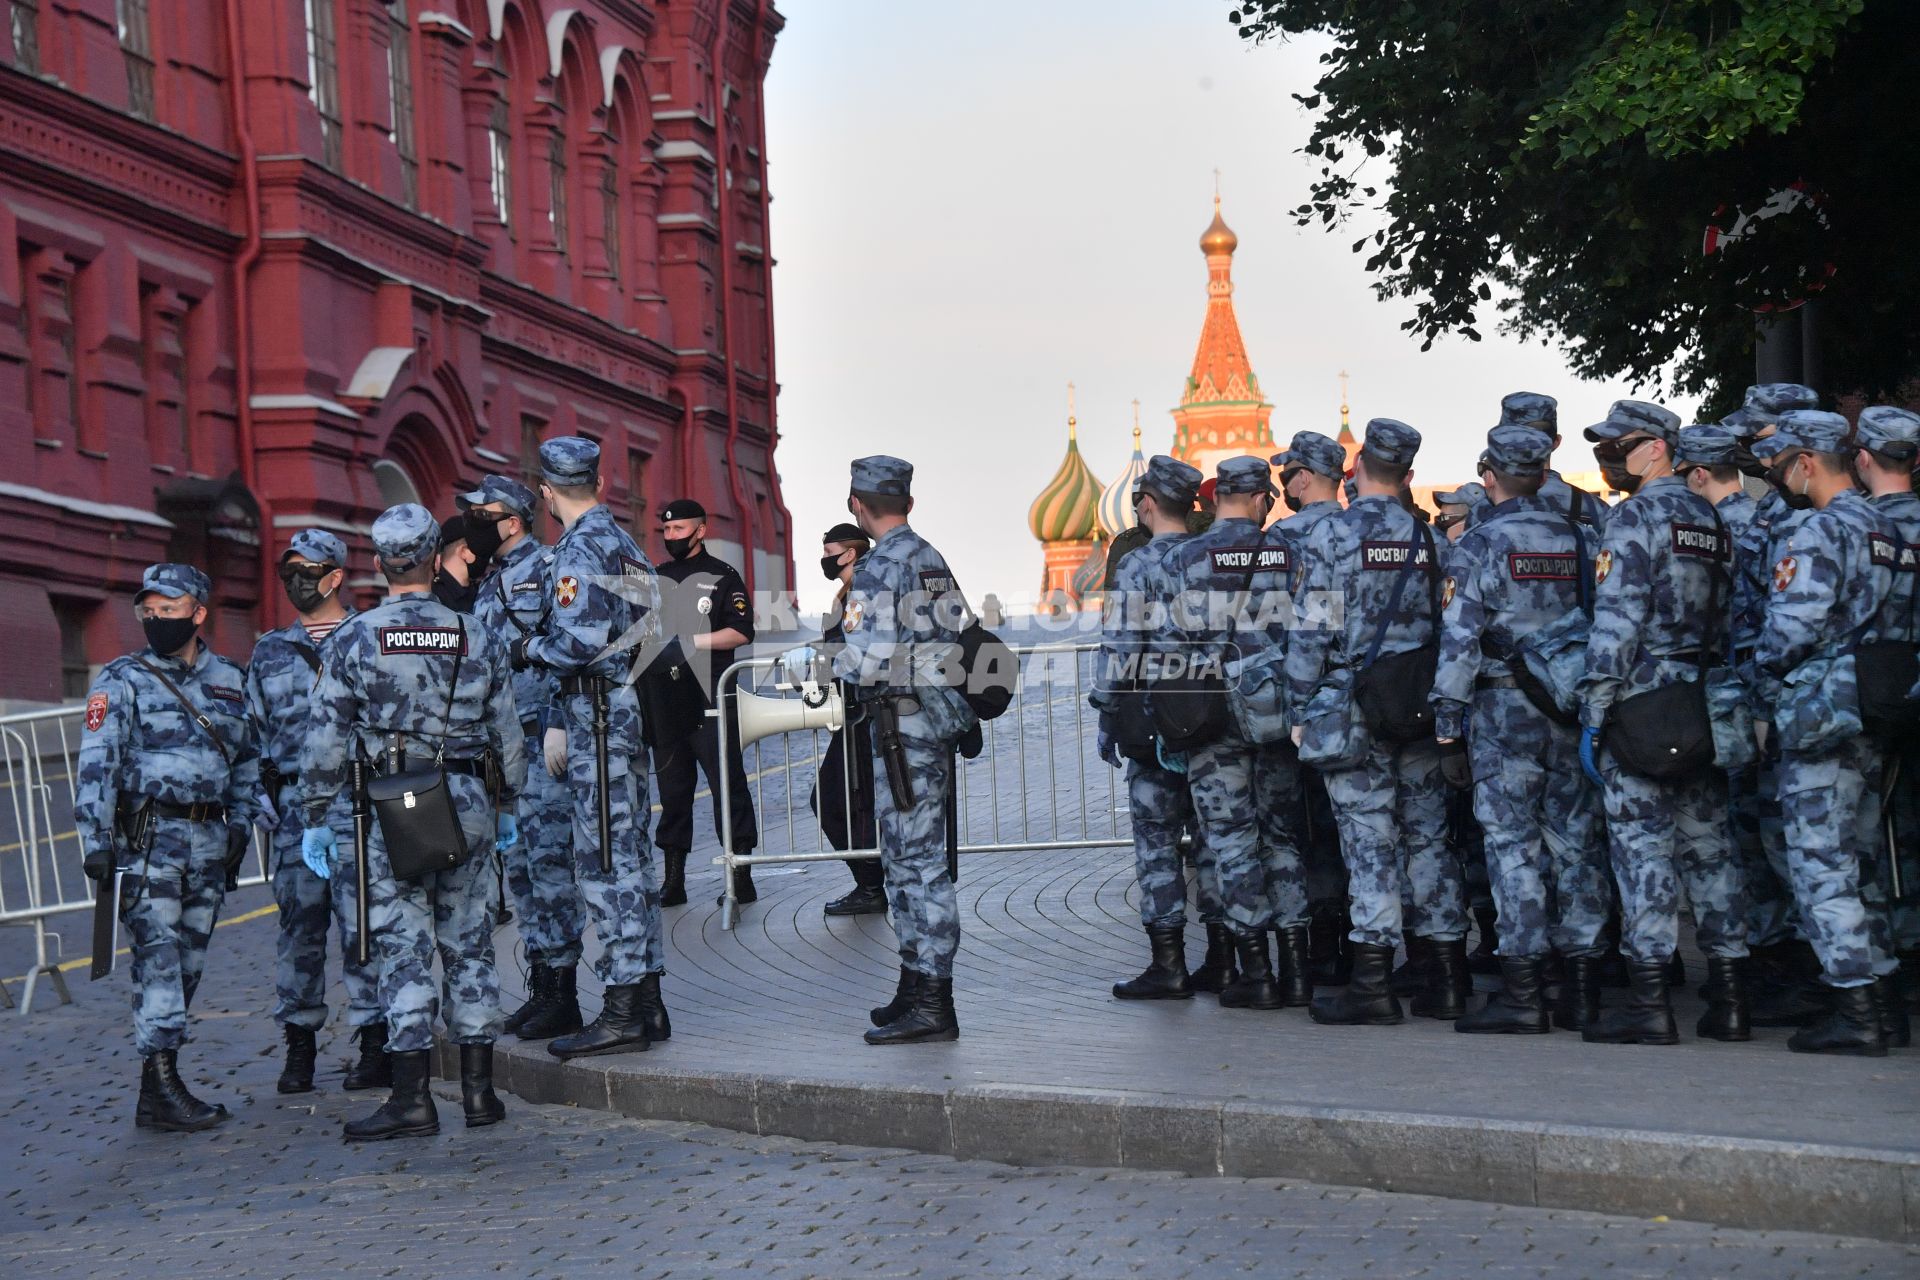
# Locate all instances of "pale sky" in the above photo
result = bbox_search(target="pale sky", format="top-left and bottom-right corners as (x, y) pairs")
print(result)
(765, 0), (1694, 612)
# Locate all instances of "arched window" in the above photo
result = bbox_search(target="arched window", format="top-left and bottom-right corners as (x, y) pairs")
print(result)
(547, 127), (567, 252)
(488, 97), (512, 231)
(371, 458), (420, 507)
(9, 0), (41, 73)
(305, 0), (343, 169)
(116, 0), (154, 120)
(386, 0), (419, 208)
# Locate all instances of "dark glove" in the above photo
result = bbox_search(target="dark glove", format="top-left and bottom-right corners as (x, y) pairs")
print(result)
(509, 637), (530, 670)
(223, 825), (250, 891)
(82, 847), (115, 883)
(1437, 738), (1472, 790)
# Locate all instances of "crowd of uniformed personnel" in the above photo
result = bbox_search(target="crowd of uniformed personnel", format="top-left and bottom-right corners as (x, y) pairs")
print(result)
(1092, 385), (1919, 1061)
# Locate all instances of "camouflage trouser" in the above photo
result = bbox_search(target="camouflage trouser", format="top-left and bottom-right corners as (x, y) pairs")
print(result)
(1186, 731), (1275, 938)
(1251, 741), (1310, 929)
(1299, 765), (1347, 908)
(564, 690), (663, 984)
(504, 730), (585, 968)
(1127, 760), (1190, 928)
(1598, 745), (1747, 963)
(365, 772), (503, 1053)
(1188, 822), (1225, 923)
(1467, 690), (1609, 959)
(872, 705), (961, 979)
(270, 814), (378, 1030)
(1779, 735), (1896, 987)
(1324, 737), (1464, 949)
(1752, 739), (1804, 944)
(120, 818), (227, 1057)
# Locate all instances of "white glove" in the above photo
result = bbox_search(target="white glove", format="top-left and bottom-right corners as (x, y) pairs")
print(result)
(1754, 720), (1769, 752)
(254, 787), (281, 833)
(779, 645), (820, 685)
(1290, 725), (1304, 748)
(543, 726), (569, 776)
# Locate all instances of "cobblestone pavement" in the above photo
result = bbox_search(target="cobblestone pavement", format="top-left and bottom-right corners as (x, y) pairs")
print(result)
(4, 902), (1915, 1280)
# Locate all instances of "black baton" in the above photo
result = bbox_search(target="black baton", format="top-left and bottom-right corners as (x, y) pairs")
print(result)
(592, 679), (613, 874)
(350, 756), (371, 966)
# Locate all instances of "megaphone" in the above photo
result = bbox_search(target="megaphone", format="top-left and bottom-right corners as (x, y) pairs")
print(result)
(732, 680), (846, 747)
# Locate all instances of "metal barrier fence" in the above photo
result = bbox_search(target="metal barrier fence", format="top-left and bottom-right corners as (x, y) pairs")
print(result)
(0, 702), (270, 1015)
(714, 642), (1132, 929)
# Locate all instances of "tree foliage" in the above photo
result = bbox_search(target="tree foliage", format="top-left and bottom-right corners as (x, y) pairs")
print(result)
(1226, 1), (1917, 412)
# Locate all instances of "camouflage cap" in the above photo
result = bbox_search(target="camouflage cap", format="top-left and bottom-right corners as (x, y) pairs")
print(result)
(1482, 423), (1552, 477)
(1271, 430), (1346, 480)
(1342, 474), (1358, 504)
(372, 502), (442, 571)
(284, 528), (348, 568)
(1742, 383), (1819, 427)
(539, 435), (601, 486)
(457, 474), (537, 520)
(1751, 409), (1851, 460)
(1433, 481), (1486, 508)
(1718, 406), (1760, 439)
(138, 562), (211, 603)
(1215, 455), (1276, 497)
(1499, 391), (1559, 436)
(1583, 399), (1680, 444)
(850, 455), (913, 498)
(1674, 425), (1743, 467)
(1856, 405), (1920, 458)
(1361, 418), (1421, 467)
(1139, 454), (1202, 510)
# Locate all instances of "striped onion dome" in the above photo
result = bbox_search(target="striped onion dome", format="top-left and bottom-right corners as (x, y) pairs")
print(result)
(1028, 417), (1104, 543)
(1097, 421), (1148, 539)
(1071, 534), (1108, 600)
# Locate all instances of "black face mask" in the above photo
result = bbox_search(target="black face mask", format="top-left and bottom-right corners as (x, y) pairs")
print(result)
(465, 515), (504, 560)
(1599, 461), (1641, 495)
(1733, 445), (1768, 479)
(664, 534), (697, 561)
(820, 552), (849, 581)
(143, 615), (198, 656)
(282, 568), (335, 615)
(432, 571), (477, 613)
(1768, 459), (1814, 510)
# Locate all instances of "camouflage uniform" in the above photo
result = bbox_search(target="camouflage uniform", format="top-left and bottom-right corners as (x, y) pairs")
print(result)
(1288, 423), (1465, 955)
(299, 514), (526, 1056)
(516, 441), (665, 987)
(1578, 404), (1746, 967)
(465, 479), (584, 971)
(1859, 407), (1920, 957)
(1501, 391), (1611, 533)
(76, 564), (261, 1059)
(245, 530), (377, 1035)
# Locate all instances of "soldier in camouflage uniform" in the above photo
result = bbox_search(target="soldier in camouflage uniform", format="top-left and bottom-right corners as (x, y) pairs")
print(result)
(832, 456), (979, 1044)
(1289, 421), (1469, 1027)
(300, 505), (525, 1139)
(245, 529), (383, 1095)
(1433, 427), (1610, 1033)
(77, 563), (260, 1132)
(1577, 401), (1750, 1046)
(1430, 480), (1495, 974)
(1749, 411), (1902, 1055)
(1268, 431), (1352, 985)
(1092, 456), (1203, 999)
(1856, 406), (1920, 1020)
(507, 437), (669, 1060)
(461, 475), (587, 1042)
(1500, 392), (1611, 531)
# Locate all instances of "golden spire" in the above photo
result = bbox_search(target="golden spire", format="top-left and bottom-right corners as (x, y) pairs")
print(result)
(1067, 380), (1077, 441)
(1339, 369), (1351, 432)
(1131, 398), (1142, 445)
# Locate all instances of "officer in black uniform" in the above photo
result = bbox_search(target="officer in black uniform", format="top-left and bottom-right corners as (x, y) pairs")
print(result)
(643, 498), (759, 906)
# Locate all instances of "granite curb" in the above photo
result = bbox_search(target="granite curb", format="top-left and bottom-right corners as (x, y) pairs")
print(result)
(436, 1036), (1920, 1244)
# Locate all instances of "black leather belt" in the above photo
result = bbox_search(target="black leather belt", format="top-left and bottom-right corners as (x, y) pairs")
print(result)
(148, 799), (227, 824)
(1475, 674), (1521, 691)
(558, 674), (610, 697)
(374, 757), (488, 779)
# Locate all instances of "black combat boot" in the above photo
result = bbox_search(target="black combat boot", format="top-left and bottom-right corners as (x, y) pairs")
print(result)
(503, 964), (551, 1037)
(1749, 940), (1825, 1026)
(1468, 905), (1501, 976)
(276, 1023), (318, 1094)
(1665, 951), (1686, 990)
(1308, 907), (1353, 986)
(1900, 952), (1920, 1013)
(1595, 934), (1631, 988)
(1870, 975), (1910, 1049)
(660, 850), (688, 907)
(864, 976), (959, 1044)
(824, 884), (888, 916)
(718, 862), (758, 907)
(342, 1022), (393, 1091)
(636, 971), (671, 1042)
(343, 1049), (439, 1141)
(460, 1043), (506, 1128)
(136, 1049), (228, 1132)
(1113, 925), (1193, 1000)
(1582, 960), (1678, 1045)
(1788, 983), (1886, 1056)
(1389, 934), (1434, 996)
(516, 964), (583, 1040)
(1539, 951), (1566, 1007)
(1553, 956), (1603, 1031)
(1455, 956), (1550, 1034)
(1219, 930), (1283, 1010)
(871, 965), (921, 1027)
(1695, 955), (1752, 1042)
(1189, 923), (1239, 993)
(1309, 942), (1403, 1025)
(1411, 938), (1470, 1020)
(1275, 924), (1313, 1007)
(548, 984), (651, 1058)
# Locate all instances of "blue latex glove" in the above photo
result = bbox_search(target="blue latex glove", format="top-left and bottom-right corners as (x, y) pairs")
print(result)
(301, 827), (336, 880)
(1578, 727), (1603, 788)
(495, 812), (519, 854)
(1155, 738), (1188, 775)
(1096, 728), (1121, 768)
(779, 645), (820, 685)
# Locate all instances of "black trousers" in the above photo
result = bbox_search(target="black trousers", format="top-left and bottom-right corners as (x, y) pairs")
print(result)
(653, 715), (758, 856)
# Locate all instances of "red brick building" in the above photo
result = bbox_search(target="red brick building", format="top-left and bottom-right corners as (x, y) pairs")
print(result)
(0, 0), (793, 704)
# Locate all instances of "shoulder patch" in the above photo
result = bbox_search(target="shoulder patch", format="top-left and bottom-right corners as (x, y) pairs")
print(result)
(377, 626), (468, 656)
(1441, 576), (1456, 610)
(556, 576), (580, 607)
(1868, 532), (1899, 569)
(1594, 548), (1614, 585)
(1773, 556), (1797, 592)
(1360, 540), (1430, 570)
(918, 570), (957, 595)
(85, 692), (108, 732)
(1671, 522), (1728, 560)
(843, 598), (865, 632)
(727, 591), (749, 616)
(1508, 552), (1577, 581)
